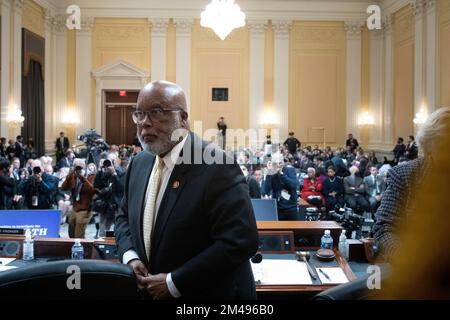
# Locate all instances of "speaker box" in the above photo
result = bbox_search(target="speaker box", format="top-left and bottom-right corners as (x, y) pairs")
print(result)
(0, 235), (24, 258)
(258, 231), (294, 253)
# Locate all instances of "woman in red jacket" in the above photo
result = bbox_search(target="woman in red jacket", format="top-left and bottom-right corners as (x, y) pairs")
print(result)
(301, 167), (324, 205)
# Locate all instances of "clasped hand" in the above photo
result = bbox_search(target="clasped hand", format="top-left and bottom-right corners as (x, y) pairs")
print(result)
(129, 259), (171, 300)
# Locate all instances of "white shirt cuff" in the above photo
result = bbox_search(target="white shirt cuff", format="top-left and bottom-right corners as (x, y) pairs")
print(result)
(122, 250), (140, 265)
(166, 273), (181, 298)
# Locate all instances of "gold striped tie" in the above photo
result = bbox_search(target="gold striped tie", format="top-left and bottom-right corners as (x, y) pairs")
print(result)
(143, 157), (165, 259)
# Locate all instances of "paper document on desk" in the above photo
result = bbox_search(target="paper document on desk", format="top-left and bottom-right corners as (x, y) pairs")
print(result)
(0, 258), (16, 265)
(252, 260), (313, 285)
(0, 266), (17, 272)
(316, 267), (349, 284)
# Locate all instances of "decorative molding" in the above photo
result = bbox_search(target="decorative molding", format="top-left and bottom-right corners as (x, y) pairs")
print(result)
(344, 21), (364, 40)
(296, 27), (343, 42)
(95, 24), (146, 41)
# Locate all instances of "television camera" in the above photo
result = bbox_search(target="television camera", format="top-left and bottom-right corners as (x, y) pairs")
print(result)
(329, 207), (374, 239)
(76, 129), (110, 166)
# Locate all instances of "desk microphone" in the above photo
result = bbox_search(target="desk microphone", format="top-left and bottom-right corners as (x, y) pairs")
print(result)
(251, 252), (263, 264)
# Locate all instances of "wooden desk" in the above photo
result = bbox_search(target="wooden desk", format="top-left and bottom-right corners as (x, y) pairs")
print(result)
(256, 249), (357, 298)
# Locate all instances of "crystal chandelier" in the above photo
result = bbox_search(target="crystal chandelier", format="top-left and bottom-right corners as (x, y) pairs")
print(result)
(200, 0), (246, 40)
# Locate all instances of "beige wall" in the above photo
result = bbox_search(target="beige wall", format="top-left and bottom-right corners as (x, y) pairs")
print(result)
(190, 20), (249, 144)
(288, 21), (346, 146)
(439, 0), (450, 108)
(393, 5), (415, 142)
(22, 0), (45, 38)
(91, 18), (151, 127)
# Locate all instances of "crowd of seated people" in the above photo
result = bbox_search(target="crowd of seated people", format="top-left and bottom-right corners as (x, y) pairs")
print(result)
(237, 132), (418, 221)
(0, 136), (142, 239)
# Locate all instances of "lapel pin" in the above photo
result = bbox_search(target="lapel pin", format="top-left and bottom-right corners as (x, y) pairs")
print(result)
(172, 181), (180, 189)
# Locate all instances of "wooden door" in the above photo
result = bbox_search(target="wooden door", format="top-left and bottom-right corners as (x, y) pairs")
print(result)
(104, 90), (138, 146)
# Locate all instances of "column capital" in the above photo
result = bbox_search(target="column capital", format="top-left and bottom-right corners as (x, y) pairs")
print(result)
(272, 20), (292, 37)
(344, 21), (364, 40)
(383, 14), (393, 34)
(13, 0), (23, 13)
(150, 18), (168, 35)
(173, 18), (193, 35)
(411, 0), (425, 18)
(45, 11), (67, 34)
(247, 20), (266, 36)
(425, 0), (436, 14)
(78, 17), (94, 34)
(0, 0), (12, 9)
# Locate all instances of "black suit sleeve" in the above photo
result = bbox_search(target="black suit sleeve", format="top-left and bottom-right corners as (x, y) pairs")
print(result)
(171, 163), (259, 296)
(115, 158), (136, 260)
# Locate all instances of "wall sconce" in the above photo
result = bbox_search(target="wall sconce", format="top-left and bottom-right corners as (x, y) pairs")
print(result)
(7, 106), (25, 128)
(62, 109), (80, 127)
(413, 109), (428, 125)
(261, 109), (279, 129)
(358, 111), (375, 127)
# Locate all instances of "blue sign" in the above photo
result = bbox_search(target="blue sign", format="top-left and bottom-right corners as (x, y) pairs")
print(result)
(0, 210), (61, 238)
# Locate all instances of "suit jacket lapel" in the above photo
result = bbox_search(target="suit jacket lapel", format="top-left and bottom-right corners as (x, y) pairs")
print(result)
(151, 163), (189, 254)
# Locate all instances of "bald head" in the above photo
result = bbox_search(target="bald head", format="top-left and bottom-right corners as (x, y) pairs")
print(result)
(137, 80), (187, 113)
(136, 80), (189, 156)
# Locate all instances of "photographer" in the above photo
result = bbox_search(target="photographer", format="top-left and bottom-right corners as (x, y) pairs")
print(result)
(61, 165), (96, 238)
(0, 158), (16, 210)
(94, 158), (124, 237)
(264, 155), (298, 220)
(19, 160), (56, 209)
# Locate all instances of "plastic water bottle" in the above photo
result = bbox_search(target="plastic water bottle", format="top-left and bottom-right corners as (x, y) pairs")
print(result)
(338, 230), (348, 260)
(23, 229), (34, 260)
(320, 229), (333, 249)
(71, 239), (84, 259)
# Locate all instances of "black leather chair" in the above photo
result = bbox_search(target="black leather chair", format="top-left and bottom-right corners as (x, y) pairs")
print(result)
(313, 268), (390, 300)
(0, 260), (138, 299)
(313, 275), (374, 300)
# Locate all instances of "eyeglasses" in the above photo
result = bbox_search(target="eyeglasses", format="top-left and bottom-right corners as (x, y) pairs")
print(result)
(131, 107), (181, 125)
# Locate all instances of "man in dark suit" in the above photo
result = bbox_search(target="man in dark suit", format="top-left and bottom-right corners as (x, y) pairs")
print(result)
(240, 165), (261, 199)
(55, 132), (70, 162)
(405, 135), (418, 160)
(346, 133), (359, 153)
(115, 81), (258, 300)
(363, 166), (387, 214)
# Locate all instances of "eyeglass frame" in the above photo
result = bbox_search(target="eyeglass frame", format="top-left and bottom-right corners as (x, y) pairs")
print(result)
(131, 107), (184, 125)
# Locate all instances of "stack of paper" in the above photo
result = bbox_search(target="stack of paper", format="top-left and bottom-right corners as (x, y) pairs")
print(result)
(251, 259), (313, 285)
(0, 258), (17, 272)
(316, 267), (349, 284)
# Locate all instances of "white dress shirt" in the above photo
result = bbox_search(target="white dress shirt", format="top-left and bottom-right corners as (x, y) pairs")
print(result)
(122, 133), (189, 298)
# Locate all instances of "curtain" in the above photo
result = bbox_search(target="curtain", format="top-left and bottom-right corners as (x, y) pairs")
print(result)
(22, 60), (45, 157)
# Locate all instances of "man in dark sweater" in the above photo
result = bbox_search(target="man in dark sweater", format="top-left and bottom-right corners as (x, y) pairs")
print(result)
(283, 132), (301, 155)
